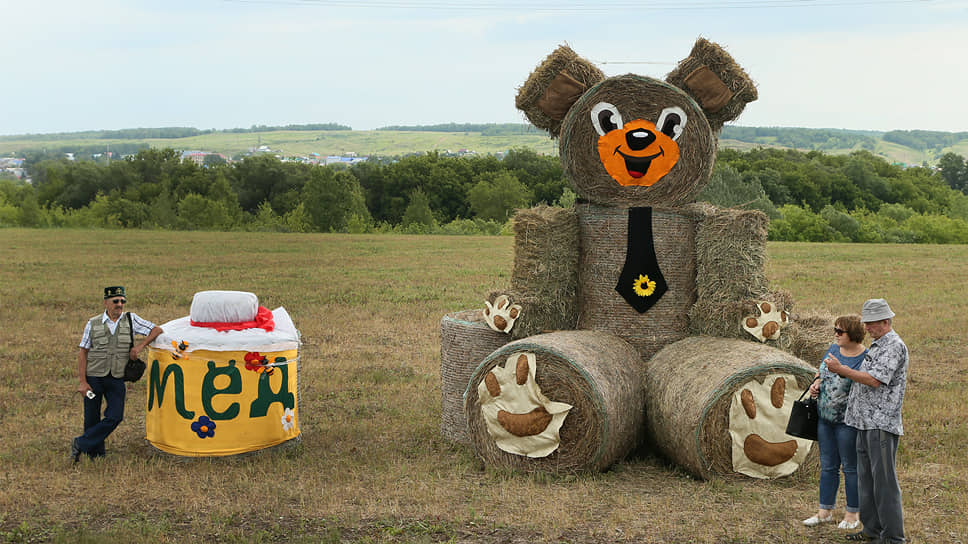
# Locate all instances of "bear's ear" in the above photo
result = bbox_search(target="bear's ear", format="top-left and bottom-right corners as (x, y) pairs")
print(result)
(665, 37), (757, 133)
(516, 45), (606, 137)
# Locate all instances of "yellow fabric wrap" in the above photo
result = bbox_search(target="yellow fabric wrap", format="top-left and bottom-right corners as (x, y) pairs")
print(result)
(145, 347), (300, 456)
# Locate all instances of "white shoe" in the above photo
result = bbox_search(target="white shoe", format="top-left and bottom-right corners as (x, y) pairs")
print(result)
(802, 515), (834, 527)
(838, 519), (861, 530)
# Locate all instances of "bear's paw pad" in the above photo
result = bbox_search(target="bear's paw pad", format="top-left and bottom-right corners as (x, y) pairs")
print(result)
(483, 294), (522, 334)
(742, 301), (789, 342)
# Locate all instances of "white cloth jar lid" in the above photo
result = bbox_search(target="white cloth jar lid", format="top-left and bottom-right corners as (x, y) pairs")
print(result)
(190, 290), (259, 323)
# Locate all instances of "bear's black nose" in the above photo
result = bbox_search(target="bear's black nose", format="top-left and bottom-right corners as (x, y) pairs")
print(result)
(626, 129), (656, 151)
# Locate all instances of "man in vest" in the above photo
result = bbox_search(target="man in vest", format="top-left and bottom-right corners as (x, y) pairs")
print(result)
(72, 286), (163, 463)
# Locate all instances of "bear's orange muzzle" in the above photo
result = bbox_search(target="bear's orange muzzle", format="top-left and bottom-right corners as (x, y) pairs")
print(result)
(596, 119), (680, 187)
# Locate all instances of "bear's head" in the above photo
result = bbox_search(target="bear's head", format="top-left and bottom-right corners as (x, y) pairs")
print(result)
(516, 38), (757, 208)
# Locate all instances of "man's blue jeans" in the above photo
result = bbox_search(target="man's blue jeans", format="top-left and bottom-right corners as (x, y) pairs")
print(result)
(76, 375), (126, 457)
(817, 417), (859, 512)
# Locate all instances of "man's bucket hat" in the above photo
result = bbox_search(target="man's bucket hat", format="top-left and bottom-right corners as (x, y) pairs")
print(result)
(861, 298), (895, 322)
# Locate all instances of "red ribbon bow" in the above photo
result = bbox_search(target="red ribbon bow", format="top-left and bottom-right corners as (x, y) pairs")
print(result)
(190, 306), (275, 332)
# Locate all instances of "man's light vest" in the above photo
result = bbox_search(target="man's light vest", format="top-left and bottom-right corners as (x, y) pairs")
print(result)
(85, 314), (131, 378)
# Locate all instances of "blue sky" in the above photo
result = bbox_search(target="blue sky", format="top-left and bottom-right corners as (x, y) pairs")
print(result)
(2, 0), (968, 135)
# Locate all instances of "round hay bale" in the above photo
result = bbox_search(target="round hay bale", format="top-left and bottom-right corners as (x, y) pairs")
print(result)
(508, 205), (580, 338)
(560, 75), (715, 208)
(576, 202), (697, 360)
(464, 330), (643, 473)
(440, 310), (512, 444)
(644, 336), (818, 480)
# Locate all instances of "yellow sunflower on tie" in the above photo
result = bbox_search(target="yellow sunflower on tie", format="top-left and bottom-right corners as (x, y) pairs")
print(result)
(633, 274), (656, 297)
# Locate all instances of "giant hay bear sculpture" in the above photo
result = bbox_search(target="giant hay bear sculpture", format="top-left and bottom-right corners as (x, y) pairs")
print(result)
(441, 38), (821, 479)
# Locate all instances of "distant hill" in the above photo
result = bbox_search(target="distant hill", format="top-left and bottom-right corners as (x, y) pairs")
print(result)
(719, 126), (968, 166)
(2, 123), (967, 166)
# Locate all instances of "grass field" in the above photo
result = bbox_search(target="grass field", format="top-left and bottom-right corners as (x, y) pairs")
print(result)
(0, 130), (560, 159)
(1, 229), (966, 543)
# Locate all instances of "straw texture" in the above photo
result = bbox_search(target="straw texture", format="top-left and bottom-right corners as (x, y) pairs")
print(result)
(560, 75), (715, 208)
(515, 44), (606, 136)
(440, 309), (512, 444)
(688, 205), (795, 339)
(576, 202), (698, 361)
(506, 205), (580, 339)
(665, 37), (758, 133)
(464, 330), (644, 473)
(694, 205), (769, 300)
(785, 312), (837, 367)
(644, 336), (817, 479)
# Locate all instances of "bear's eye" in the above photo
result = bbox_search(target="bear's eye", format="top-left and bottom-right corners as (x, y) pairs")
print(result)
(656, 106), (688, 141)
(590, 102), (623, 136)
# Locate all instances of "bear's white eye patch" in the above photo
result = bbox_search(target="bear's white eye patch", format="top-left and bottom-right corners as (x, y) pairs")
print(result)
(590, 102), (623, 136)
(656, 106), (687, 141)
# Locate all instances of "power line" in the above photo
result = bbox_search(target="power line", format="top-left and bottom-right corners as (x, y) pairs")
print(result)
(596, 61), (678, 65)
(220, 0), (954, 11)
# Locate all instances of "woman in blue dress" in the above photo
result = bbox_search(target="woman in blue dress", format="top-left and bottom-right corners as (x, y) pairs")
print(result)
(802, 315), (867, 530)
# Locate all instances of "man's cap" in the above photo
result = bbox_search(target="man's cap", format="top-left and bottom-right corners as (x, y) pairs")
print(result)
(104, 286), (125, 299)
(861, 298), (895, 322)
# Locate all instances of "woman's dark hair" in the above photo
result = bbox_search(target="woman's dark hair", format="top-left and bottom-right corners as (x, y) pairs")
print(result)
(835, 315), (866, 344)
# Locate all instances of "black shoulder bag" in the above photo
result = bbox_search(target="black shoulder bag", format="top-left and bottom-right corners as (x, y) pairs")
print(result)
(123, 313), (147, 382)
(785, 385), (819, 441)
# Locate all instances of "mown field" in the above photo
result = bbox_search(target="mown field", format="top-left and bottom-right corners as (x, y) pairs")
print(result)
(1, 229), (965, 543)
(0, 130), (560, 159)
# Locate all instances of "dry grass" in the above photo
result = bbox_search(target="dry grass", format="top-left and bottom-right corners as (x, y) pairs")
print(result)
(0, 231), (965, 543)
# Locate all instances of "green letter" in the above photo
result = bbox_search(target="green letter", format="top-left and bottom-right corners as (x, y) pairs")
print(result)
(249, 357), (295, 417)
(201, 360), (241, 420)
(147, 359), (195, 420)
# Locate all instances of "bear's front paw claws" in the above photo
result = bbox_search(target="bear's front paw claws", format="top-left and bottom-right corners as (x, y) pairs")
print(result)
(483, 294), (522, 334)
(742, 301), (789, 342)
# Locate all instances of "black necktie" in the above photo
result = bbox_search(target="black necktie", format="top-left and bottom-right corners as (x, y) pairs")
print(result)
(615, 207), (668, 313)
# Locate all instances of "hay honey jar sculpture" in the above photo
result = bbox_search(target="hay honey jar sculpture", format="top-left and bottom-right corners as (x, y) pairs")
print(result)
(442, 38), (820, 478)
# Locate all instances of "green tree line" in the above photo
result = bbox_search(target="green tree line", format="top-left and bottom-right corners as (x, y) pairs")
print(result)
(375, 123), (543, 136)
(3, 146), (968, 242)
(702, 149), (968, 243)
(0, 124), (352, 142)
(222, 123), (351, 134)
(881, 130), (968, 151)
(719, 126), (882, 151)
(0, 147), (565, 234)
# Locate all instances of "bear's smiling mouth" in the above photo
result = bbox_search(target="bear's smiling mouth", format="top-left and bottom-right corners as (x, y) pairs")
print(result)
(613, 146), (665, 179)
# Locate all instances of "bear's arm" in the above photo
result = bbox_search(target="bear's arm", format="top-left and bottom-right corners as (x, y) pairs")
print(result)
(499, 205), (580, 339)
